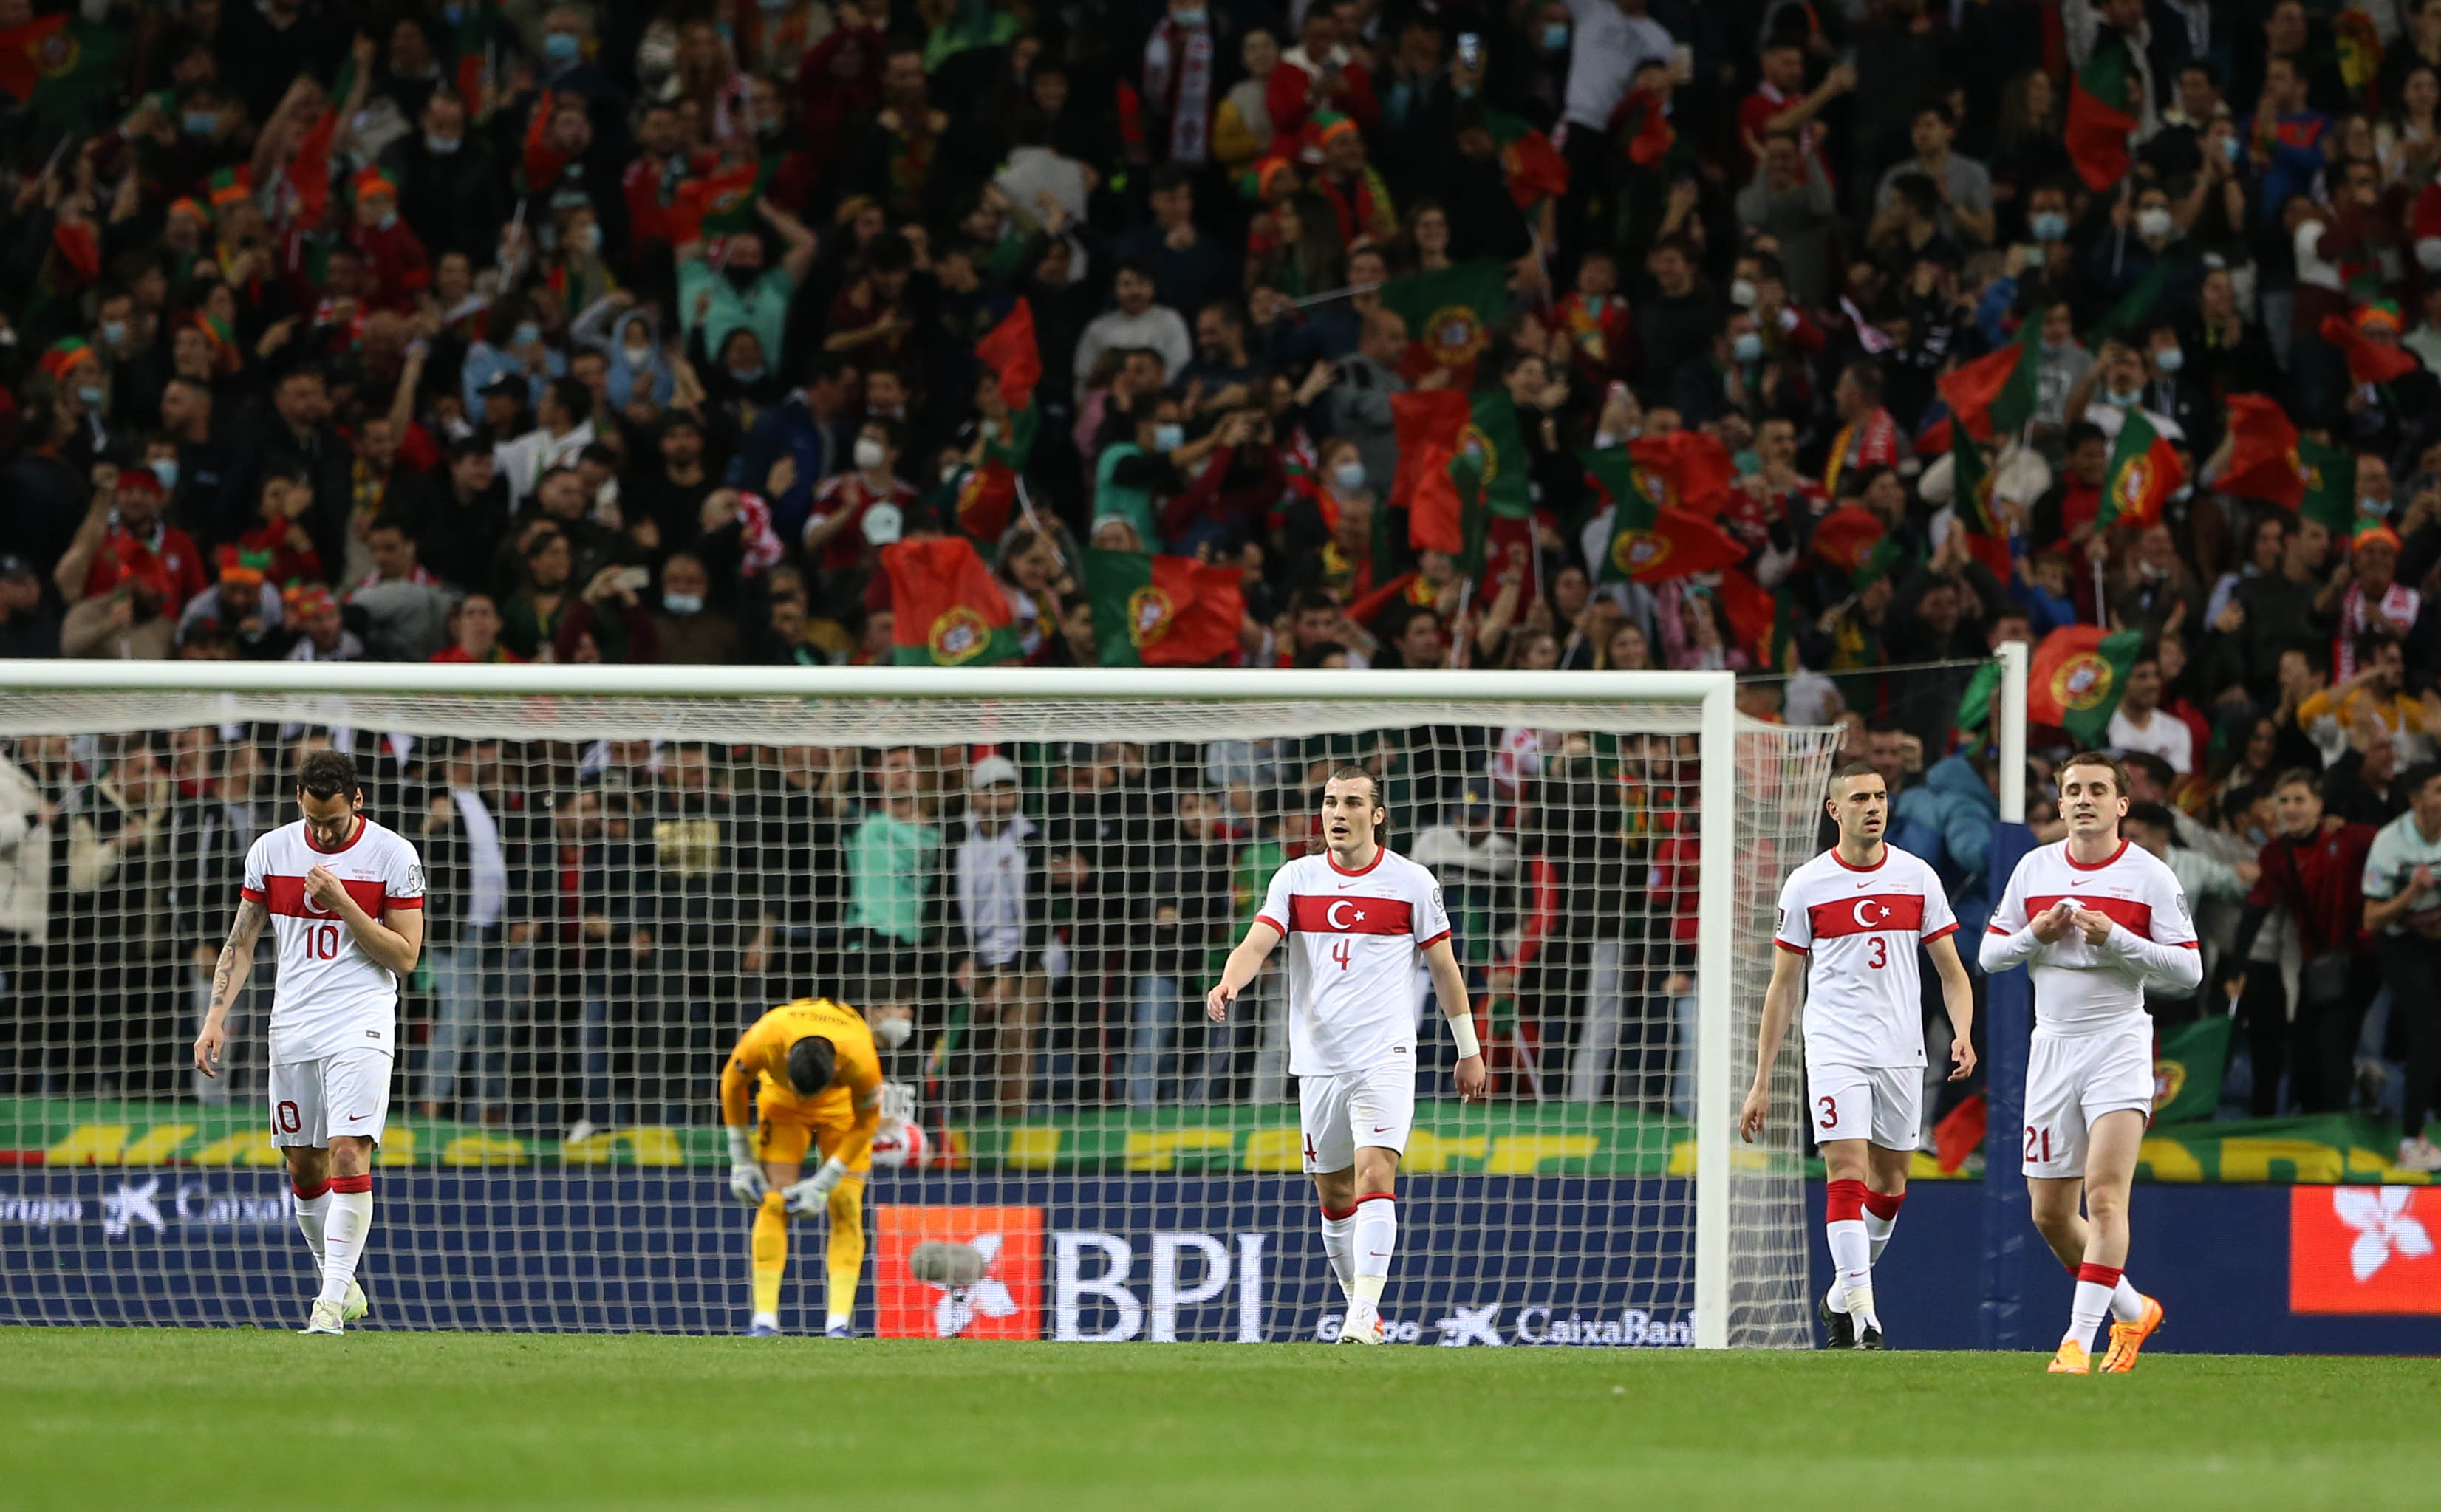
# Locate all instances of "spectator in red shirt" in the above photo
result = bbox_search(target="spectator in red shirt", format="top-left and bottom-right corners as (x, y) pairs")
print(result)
(802, 417), (917, 579)
(1736, 39), (1851, 183)
(55, 468), (208, 611)
(348, 169), (431, 313)
(430, 592), (524, 664)
(2227, 770), (2383, 1115)
(1266, 10), (1378, 143)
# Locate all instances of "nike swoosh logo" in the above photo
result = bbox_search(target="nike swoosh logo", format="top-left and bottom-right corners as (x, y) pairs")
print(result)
(1373, 1126), (1393, 1133)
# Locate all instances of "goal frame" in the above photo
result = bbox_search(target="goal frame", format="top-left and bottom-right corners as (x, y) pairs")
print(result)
(0, 660), (1746, 1347)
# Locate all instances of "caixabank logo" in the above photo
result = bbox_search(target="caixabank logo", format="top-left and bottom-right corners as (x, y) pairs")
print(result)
(2290, 1186), (2441, 1314)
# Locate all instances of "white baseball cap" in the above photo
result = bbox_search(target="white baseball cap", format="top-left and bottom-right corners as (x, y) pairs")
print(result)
(969, 754), (1021, 790)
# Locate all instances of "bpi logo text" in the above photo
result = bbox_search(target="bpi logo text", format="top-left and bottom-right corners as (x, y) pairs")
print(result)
(1054, 1231), (1269, 1341)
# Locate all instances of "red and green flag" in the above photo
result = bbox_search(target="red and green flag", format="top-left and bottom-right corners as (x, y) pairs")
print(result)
(1947, 427), (2015, 580)
(451, 0), (513, 110)
(1936, 321), (2041, 442)
(1085, 549), (1244, 666)
(1377, 261), (1508, 388)
(1389, 388), (1471, 513)
(1716, 569), (1777, 663)
(1616, 85), (1675, 167)
(1486, 112), (1568, 210)
(1407, 445), (1492, 576)
(2066, 34), (2141, 190)
(0, 12), (124, 131)
(2028, 626), (2145, 745)
(2097, 410), (2184, 530)
(674, 157), (762, 240)
(2221, 394), (2307, 509)
(1580, 448), (1747, 583)
(976, 299), (1042, 412)
(1956, 656), (2004, 738)
(2089, 263), (2168, 344)
(2318, 313), (2422, 386)
(883, 538), (1024, 666)
(1461, 391), (1534, 519)
(1626, 429), (1736, 509)
(949, 406), (1037, 544)
(1809, 504), (1888, 575)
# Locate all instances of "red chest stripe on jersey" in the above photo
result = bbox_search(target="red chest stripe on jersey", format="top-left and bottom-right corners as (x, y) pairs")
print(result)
(1806, 894), (1928, 939)
(2024, 894), (2154, 937)
(1286, 895), (1416, 935)
(259, 874), (392, 920)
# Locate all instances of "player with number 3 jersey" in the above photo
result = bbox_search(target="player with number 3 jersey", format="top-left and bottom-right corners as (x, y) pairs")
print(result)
(1742, 763), (1976, 1350)
(193, 749), (425, 1337)
(1982, 751), (2199, 1375)
(1206, 767), (1483, 1347)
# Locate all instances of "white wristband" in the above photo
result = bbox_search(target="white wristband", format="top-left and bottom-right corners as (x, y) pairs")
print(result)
(812, 1157), (850, 1194)
(1447, 1013), (1481, 1060)
(726, 1127), (753, 1166)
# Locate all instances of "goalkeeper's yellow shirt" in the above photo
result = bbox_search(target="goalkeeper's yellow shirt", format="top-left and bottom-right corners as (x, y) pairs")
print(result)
(720, 999), (885, 1164)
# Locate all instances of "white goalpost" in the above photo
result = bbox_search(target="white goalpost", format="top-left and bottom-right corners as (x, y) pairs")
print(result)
(0, 662), (1839, 1347)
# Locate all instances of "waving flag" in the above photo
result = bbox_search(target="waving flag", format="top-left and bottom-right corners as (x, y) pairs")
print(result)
(2096, 410), (2184, 530)
(1085, 550), (1244, 666)
(884, 538), (1023, 666)
(2066, 33), (2140, 190)
(1581, 448), (1747, 584)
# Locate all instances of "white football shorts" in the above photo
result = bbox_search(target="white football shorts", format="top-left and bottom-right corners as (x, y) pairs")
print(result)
(270, 1047), (395, 1148)
(2021, 1020), (2155, 1180)
(1298, 1053), (1417, 1173)
(1806, 1062), (1922, 1152)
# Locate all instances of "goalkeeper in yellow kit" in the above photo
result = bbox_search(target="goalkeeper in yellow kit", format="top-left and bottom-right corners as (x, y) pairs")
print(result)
(722, 998), (885, 1338)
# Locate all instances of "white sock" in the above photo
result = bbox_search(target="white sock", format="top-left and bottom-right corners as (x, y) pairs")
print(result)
(2110, 1275), (2145, 1324)
(1351, 1194), (1396, 1308)
(825, 1311), (850, 1331)
(1826, 1218), (1875, 1328)
(1864, 1208), (1898, 1266)
(2066, 1273), (2115, 1349)
(752, 1310), (779, 1329)
(1319, 1208), (1357, 1303)
(317, 1181), (373, 1307)
(293, 1186), (330, 1270)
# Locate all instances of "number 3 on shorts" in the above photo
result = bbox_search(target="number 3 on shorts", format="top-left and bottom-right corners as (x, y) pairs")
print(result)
(1816, 1095), (1837, 1130)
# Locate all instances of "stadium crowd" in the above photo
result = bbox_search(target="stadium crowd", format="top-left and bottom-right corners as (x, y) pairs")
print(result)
(4, 0), (2441, 1160)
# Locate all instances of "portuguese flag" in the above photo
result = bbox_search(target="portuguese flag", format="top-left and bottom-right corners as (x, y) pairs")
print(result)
(2028, 626), (2144, 745)
(1390, 388), (1472, 538)
(1406, 445), (1490, 575)
(2318, 313), (2422, 386)
(1627, 429), (1736, 509)
(1936, 320), (2041, 442)
(0, 11), (124, 131)
(2066, 33), (2141, 191)
(1581, 448), (1747, 584)
(1956, 657), (2003, 737)
(672, 157), (762, 242)
(1809, 504), (1887, 576)
(1487, 112), (1569, 211)
(451, 0), (513, 109)
(952, 406), (1037, 544)
(1085, 549), (1244, 666)
(975, 299), (1042, 411)
(2096, 410), (2183, 530)
(1947, 426), (2015, 580)
(1463, 391), (1534, 519)
(2221, 393), (2355, 530)
(883, 538), (1023, 666)
(1378, 261), (1508, 387)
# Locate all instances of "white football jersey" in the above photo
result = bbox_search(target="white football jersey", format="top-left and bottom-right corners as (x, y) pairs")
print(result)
(1987, 837), (2197, 1034)
(1774, 844), (1956, 1070)
(241, 815), (425, 1062)
(1256, 847), (1452, 1076)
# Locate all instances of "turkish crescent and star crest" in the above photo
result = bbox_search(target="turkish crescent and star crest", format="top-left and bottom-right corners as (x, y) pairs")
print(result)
(1325, 900), (1368, 929)
(1851, 898), (1892, 928)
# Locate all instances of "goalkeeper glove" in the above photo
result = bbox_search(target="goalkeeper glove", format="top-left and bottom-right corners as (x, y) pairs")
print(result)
(783, 1157), (851, 1216)
(726, 1128), (769, 1204)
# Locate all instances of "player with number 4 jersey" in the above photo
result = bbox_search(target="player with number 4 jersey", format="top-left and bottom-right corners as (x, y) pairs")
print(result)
(192, 749), (425, 1337)
(1206, 767), (1484, 1347)
(1742, 763), (1976, 1350)
(1982, 751), (2199, 1375)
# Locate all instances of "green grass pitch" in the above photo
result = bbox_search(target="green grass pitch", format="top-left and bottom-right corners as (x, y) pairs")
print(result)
(4, 1332), (2437, 1511)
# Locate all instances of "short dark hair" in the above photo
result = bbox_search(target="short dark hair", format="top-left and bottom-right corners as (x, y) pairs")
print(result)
(2403, 761), (2441, 799)
(547, 376), (592, 422)
(2125, 801), (2178, 834)
(1828, 759), (1885, 793)
(2120, 750), (2175, 793)
(2060, 750), (2131, 798)
(296, 748), (359, 800)
(786, 1036), (838, 1095)
(2356, 629), (2401, 666)
(2064, 420), (2108, 453)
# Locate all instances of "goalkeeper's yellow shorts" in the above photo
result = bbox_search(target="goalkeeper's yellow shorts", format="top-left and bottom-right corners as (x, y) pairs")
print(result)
(751, 1088), (868, 1174)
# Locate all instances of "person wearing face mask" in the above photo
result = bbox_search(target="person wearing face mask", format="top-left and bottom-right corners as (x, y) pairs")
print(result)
(1095, 391), (1218, 552)
(802, 418), (918, 586)
(570, 299), (676, 412)
(645, 553), (740, 665)
(2134, 320), (2213, 454)
(382, 89), (509, 262)
(2066, 338), (2185, 448)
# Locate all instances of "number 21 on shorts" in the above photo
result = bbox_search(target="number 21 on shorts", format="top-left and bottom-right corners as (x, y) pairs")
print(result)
(2024, 1124), (2053, 1163)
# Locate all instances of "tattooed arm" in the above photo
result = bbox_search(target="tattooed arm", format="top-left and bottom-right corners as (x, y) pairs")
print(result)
(193, 898), (268, 1078)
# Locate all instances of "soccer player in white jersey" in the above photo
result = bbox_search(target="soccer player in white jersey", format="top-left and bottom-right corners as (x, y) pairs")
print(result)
(1206, 767), (1484, 1346)
(1981, 752), (2198, 1374)
(1740, 762), (1976, 1349)
(193, 749), (426, 1335)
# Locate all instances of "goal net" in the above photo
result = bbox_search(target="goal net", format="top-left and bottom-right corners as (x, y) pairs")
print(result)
(0, 666), (1837, 1347)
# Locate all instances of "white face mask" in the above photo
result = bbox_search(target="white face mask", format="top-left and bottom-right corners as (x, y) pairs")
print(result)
(2135, 206), (2174, 239)
(621, 343), (652, 367)
(854, 437), (887, 471)
(1729, 278), (1758, 309)
(1333, 459), (1367, 492)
